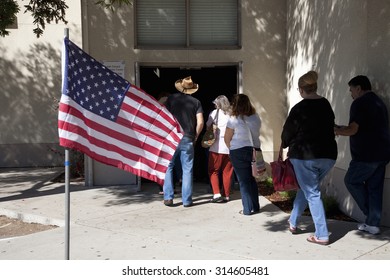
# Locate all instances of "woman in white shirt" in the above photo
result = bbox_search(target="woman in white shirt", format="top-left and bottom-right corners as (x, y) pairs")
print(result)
(224, 94), (261, 215)
(206, 95), (234, 202)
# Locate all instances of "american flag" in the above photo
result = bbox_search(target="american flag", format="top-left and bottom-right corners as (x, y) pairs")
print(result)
(58, 38), (183, 185)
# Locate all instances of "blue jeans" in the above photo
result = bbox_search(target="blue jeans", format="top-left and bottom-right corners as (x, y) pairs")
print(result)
(229, 147), (260, 215)
(344, 160), (389, 227)
(163, 136), (194, 206)
(289, 158), (335, 240)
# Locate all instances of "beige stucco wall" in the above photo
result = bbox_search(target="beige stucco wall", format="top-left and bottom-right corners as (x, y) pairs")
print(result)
(0, 0), (82, 166)
(287, 0), (390, 226)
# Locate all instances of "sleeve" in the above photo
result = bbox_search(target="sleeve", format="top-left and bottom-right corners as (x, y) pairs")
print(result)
(226, 116), (234, 129)
(349, 100), (361, 125)
(196, 100), (204, 115)
(281, 108), (298, 148)
(206, 110), (215, 127)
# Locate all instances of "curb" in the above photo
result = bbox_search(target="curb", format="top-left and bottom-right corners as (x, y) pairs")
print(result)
(0, 208), (65, 227)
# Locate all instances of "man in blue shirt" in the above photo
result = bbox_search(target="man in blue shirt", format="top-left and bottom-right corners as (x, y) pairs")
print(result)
(335, 75), (390, 235)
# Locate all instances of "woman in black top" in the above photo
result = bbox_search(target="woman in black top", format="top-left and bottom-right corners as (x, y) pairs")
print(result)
(281, 70), (337, 245)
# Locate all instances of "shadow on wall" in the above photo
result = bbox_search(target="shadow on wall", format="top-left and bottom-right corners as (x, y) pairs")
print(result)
(287, 0), (368, 161)
(0, 42), (64, 167)
(286, 0), (359, 166)
(287, 0), (390, 168)
(241, 0), (287, 150)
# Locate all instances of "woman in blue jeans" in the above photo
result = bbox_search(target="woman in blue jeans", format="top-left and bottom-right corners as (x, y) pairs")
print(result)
(224, 94), (262, 215)
(281, 71), (337, 245)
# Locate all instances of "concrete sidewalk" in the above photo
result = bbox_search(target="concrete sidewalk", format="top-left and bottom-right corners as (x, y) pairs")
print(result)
(0, 167), (389, 260)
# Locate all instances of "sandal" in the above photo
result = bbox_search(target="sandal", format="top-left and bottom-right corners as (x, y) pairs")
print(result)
(289, 226), (298, 234)
(306, 235), (329, 245)
(287, 220), (299, 234)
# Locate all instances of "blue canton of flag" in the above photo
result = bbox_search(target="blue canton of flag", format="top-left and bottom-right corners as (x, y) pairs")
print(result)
(64, 38), (129, 121)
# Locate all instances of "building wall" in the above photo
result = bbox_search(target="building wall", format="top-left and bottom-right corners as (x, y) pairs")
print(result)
(0, 0), (82, 167)
(287, 0), (390, 226)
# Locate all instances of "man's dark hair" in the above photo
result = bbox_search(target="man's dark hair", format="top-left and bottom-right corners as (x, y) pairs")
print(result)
(348, 75), (372, 91)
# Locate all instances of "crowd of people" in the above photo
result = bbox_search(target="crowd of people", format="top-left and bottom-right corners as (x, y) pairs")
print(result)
(159, 73), (390, 245)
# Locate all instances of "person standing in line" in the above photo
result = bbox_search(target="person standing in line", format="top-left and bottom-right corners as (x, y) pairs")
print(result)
(224, 94), (261, 215)
(334, 75), (390, 235)
(282, 70), (337, 245)
(163, 76), (204, 207)
(206, 95), (234, 203)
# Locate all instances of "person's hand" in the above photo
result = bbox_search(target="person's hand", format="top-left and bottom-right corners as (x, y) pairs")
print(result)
(334, 125), (342, 136)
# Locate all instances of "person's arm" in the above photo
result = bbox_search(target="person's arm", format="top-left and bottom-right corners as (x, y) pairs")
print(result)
(224, 127), (234, 149)
(205, 110), (214, 128)
(194, 112), (204, 142)
(281, 107), (299, 148)
(334, 121), (359, 136)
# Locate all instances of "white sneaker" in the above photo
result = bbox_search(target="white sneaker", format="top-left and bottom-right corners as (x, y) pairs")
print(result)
(357, 223), (380, 235)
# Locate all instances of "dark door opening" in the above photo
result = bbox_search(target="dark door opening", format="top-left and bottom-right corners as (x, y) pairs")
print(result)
(140, 65), (238, 183)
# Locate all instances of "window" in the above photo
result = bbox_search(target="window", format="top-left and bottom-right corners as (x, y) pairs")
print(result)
(135, 0), (240, 49)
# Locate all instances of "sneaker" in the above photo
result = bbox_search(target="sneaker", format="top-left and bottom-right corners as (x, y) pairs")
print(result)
(209, 196), (223, 203)
(222, 196), (230, 202)
(357, 223), (380, 235)
(183, 202), (193, 208)
(163, 199), (173, 206)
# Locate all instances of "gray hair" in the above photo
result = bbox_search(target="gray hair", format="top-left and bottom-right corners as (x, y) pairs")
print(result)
(213, 95), (231, 115)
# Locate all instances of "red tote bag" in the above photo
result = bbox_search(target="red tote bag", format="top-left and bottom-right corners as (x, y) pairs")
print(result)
(270, 146), (299, 192)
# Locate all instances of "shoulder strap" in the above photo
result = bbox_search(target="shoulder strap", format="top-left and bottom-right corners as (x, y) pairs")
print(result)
(214, 109), (219, 125)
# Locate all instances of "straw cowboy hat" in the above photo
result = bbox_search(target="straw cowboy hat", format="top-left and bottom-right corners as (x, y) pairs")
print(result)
(174, 76), (199, 94)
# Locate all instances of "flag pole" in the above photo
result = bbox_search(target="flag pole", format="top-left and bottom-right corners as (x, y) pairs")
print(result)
(63, 27), (71, 260)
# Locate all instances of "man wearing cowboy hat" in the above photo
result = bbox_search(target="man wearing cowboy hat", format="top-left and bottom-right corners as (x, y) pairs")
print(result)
(163, 76), (204, 207)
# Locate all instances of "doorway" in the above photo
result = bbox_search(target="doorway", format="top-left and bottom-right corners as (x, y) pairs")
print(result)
(139, 64), (239, 183)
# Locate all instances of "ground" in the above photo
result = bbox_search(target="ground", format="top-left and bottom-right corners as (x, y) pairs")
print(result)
(258, 182), (356, 222)
(0, 215), (57, 239)
(0, 180), (354, 240)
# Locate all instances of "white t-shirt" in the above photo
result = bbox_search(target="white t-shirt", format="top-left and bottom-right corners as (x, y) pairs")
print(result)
(206, 109), (230, 154)
(226, 114), (261, 150)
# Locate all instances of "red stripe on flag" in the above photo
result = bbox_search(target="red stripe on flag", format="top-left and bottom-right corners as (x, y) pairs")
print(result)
(59, 102), (175, 162)
(126, 86), (183, 141)
(58, 103), (172, 164)
(58, 119), (169, 173)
